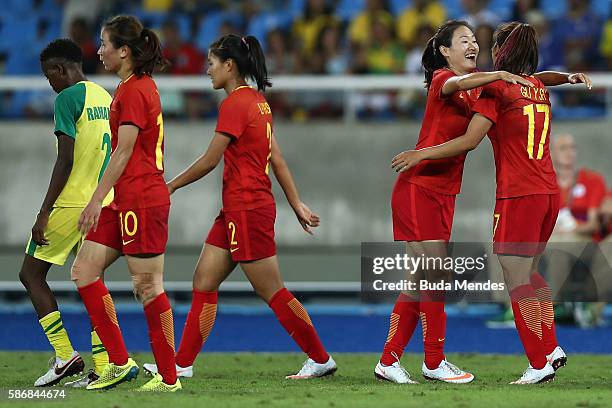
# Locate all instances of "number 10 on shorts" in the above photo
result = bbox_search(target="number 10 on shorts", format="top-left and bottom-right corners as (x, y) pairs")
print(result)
(120, 211), (138, 244)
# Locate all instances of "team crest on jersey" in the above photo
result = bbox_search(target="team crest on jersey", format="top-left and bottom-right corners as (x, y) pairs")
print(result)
(572, 183), (586, 198)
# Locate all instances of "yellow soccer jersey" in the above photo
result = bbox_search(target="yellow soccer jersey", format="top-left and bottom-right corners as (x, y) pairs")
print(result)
(53, 81), (113, 207)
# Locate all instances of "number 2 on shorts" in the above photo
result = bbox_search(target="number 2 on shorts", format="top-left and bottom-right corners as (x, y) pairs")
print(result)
(228, 221), (238, 247)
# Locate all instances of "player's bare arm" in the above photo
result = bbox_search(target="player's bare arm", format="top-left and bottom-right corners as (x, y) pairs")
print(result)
(78, 124), (137, 234)
(32, 134), (74, 245)
(391, 114), (492, 173)
(534, 71), (593, 89)
(442, 71), (534, 95)
(270, 134), (320, 234)
(167, 131), (232, 194)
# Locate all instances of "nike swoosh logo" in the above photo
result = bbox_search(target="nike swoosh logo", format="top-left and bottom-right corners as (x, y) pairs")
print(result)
(438, 338), (445, 342)
(230, 247), (239, 253)
(122, 239), (135, 245)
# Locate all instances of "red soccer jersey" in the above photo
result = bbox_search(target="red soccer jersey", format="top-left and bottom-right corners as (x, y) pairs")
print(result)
(109, 74), (169, 209)
(215, 86), (275, 211)
(560, 168), (606, 221)
(473, 77), (559, 198)
(401, 68), (481, 195)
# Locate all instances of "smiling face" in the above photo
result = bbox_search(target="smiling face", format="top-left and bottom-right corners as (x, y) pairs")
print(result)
(97, 29), (126, 73)
(439, 25), (479, 73)
(206, 51), (232, 90)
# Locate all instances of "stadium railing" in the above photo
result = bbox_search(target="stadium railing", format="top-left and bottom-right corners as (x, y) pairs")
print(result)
(1, 74), (611, 121)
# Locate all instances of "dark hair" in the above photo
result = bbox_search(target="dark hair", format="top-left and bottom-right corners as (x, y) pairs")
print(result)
(493, 22), (538, 75)
(103, 15), (169, 76)
(209, 34), (272, 92)
(421, 20), (474, 89)
(40, 38), (83, 65)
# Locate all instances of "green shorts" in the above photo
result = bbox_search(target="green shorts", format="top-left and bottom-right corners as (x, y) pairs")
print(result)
(25, 207), (84, 265)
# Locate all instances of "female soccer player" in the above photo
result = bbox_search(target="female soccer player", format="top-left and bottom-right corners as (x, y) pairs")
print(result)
(391, 22), (592, 384)
(143, 34), (336, 379)
(21, 38), (111, 387)
(71, 15), (180, 392)
(376, 20), (536, 385)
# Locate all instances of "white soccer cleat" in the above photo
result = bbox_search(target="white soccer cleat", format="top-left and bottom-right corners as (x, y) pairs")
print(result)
(64, 369), (99, 388)
(286, 356), (337, 379)
(546, 346), (567, 371)
(34, 351), (85, 387)
(143, 363), (193, 378)
(510, 363), (555, 384)
(422, 360), (474, 384)
(375, 361), (418, 384)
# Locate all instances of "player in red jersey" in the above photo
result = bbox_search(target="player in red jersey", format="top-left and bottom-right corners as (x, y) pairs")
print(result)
(142, 34), (336, 380)
(376, 20), (536, 385)
(391, 22), (592, 384)
(71, 16), (181, 392)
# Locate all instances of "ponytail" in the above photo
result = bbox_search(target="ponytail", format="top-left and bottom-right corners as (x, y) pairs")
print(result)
(103, 15), (169, 76)
(210, 34), (272, 92)
(422, 20), (473, 89)
(493, 22), (538, 75)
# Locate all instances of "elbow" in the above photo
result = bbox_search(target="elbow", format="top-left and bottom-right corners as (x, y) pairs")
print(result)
(466, 141), (479, 151)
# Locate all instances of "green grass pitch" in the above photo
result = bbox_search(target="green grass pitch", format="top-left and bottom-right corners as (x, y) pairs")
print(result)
(0, 352), (610, 408)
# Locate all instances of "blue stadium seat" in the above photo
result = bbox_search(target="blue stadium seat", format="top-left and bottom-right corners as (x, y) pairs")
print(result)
(540, 0), (567, 19)
(195, 11), (244, 52)
(389, 0), (411, 16)
(288, 0), (306, 19)
(592, 0), (610, 17)
(245, 10), (293, 50)
(335, 0), (365, 21)
(440, 0), (462, 19)
(488, 0), (513, 21)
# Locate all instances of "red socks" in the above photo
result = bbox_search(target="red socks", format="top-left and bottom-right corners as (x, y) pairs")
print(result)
(268, 288), (329, 364)
(78, 279), (129, 365)
(530, 272), (558, 354)
(510, 284), (547, 369)
(175, 290), (218, 368)
(420, 290), (446, 370)
(144, 293), (177, 385)
(380, 293), (420, 366)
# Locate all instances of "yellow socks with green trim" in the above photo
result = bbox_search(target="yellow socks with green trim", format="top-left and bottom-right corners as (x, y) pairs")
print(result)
(39, 311), (74, 361)
(91, 329), (109, 376)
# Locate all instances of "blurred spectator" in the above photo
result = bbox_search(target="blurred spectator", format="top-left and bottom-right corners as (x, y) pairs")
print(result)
(600, 16), (612, 69)
(396, 0), (446, 47)
(511, 0), (540, 22)
(219, 20), (241, 37)
(292, 0), (338, 57)
(266, 29), (297, 74)
(404, 23), (435, 75)
(366, 17), (405, 74)
(61, 0), (106, 36)
(69, 17), (99, 74)
(161, 19), (205, 75)
(310, 24), (349, 74)
(474, 24), (494, 71)
(554, 0), (603, 71)
(526, 10), (564, 70)
(460, 0), (499, 28)
(144, 0), (173, 12)
(349, 0), (394, 46)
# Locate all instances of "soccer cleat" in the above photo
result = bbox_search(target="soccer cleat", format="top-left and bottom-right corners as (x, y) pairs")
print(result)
(86, 358), (139, 390)
(510, 363), (555, 384)
(34, 351), (84, 387)
(375, 361), (418, 384)
(143, 363), (193, 378)
(64, 369), (99, 388)
(547, 346), (567, 371)
(286, 356), (337, 379)
(422, 360), (474, 384)
(137, 373), (182, 392)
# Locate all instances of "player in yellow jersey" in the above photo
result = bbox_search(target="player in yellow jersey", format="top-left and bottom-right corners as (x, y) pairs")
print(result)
(19, 39), (113, 387)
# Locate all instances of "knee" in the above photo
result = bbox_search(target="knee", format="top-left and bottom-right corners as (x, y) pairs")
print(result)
(71, 259), (97, 288)
(133, 275), (162, 304)
(18, 268), (33, 288)
(192, 275), (219, 293)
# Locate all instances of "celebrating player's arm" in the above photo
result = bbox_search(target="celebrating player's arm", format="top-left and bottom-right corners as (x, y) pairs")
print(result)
(32, 135), (75, 245)
(392, 113), (492, 173)
(78, 124), (137, 234)
(269, 134), (320, 234)
(441, 70), (535, 94)
(533, 71), (592, 89)
(166, 132), (232, 195)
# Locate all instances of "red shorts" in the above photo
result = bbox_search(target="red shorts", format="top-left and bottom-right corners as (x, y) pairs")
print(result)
(86, 205), (169, 255)
(391, 180), (456, 242)
(493, 193), (560, 256)
(205, 204), (276, 262)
